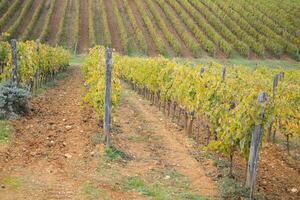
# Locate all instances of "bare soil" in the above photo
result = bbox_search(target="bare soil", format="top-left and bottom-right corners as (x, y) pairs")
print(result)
(0, 66), (219, 200)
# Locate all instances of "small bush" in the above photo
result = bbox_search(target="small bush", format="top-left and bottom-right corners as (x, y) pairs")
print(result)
(218, 177), (250, 199)
(0, 82), (30, 119)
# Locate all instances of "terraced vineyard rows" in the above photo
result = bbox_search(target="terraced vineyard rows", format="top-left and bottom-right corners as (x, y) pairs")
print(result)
(0, 0), (299, 59)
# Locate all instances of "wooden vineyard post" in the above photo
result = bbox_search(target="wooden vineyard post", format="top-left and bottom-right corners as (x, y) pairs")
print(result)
(246, 92), (267, 199)
(10, 39), (18, 86)
(221, 65), (226, 82)
(104, 48), (112, 149)
(35, 39), (40, 92)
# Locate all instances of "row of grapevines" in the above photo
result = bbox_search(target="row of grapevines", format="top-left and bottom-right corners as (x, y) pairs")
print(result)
(188, 0), (249, 57)
(0, 0), (9, 18)
(178, 0), (232, 57)
(155, 0), (200, 56)
(237, 0), (299, 57)
(72, 0), (80, 50)
(245, 0), (300, 48)
(254, 0), (300, 40)
(88, 0), (96, 47)
(55, 0), (68, 45)
(112, 0), (129, 54)
(227, 0), (298, 58)
(213, 0), (283, 57)
(202, 0), (265, 56)
(134, 0), (167, 56)
(122, 0), (147, 54)
(81, 46), (121, 120)
(99, 0), (111, 47)
(6, 0), (34, 39)
(144, 0), (181, 56)
(166, 0), (214, 55)
(0, 40), (70, 85)
(21, 0), (45, 40)
(39, 0), (57, 42)
(0, 0), (22, 31)
(115, 53), (300, 161)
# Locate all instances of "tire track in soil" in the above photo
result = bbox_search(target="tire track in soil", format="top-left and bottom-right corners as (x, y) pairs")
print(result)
(104, 0), (123, 53)
(46, 0), (65, 46)
(0, 67), (142, 200)
(127, 0), (157, 56)
(14, 0), (41, 38)
(113, 85), (219, 198)
(78, 0), (89, 54)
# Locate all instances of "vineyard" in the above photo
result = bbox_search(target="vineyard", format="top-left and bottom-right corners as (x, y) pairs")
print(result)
(0, 0), (299, 59)
(0, 0), (300, 200)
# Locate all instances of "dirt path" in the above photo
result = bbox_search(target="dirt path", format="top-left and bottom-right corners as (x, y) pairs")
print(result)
(78, 0), (89, 54)
(0, 66), (219, 199)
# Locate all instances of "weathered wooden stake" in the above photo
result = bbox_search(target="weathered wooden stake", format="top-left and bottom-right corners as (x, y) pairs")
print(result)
(246, 92), (267, 199)
(221, 65), (226, 82)
(10, 39), (18, 85)
(104, 48), (112, 149)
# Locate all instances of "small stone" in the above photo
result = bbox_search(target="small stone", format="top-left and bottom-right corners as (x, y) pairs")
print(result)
(64, 153), (72, 159)
(291, 188), (298, 193)
(90, 151), (95, 157)
(66, 125), (72, 130)
(63, 119), (67, 122)
(164, 175), (170, 180)
(1, 184), (5, 189)
(62, 142), (67, 146)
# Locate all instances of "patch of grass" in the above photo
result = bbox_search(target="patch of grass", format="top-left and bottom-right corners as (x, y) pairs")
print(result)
(123, 175), (208, 200)
(70, 54), (85, 66)
(92, 134), (105, 145)
(104, 146), (131, 162)
(0, 121), (12, 143)
(218, 177), (250, 200)
(1, 176), (21, 191)
(82, 182), (108, 200)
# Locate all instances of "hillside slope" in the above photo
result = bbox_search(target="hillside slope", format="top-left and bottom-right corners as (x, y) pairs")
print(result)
(0, 0), (299, 59)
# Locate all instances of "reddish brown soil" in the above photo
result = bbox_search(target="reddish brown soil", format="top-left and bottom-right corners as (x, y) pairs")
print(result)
(104, 0), (123, 53)
(152, 0), (192, 57)
(46, 0), (66, 46)
(15, 0), (40, 37)
(127, 0), (157, 56)
(0, 67), (220, 199)
(78, 0), (90, 54)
